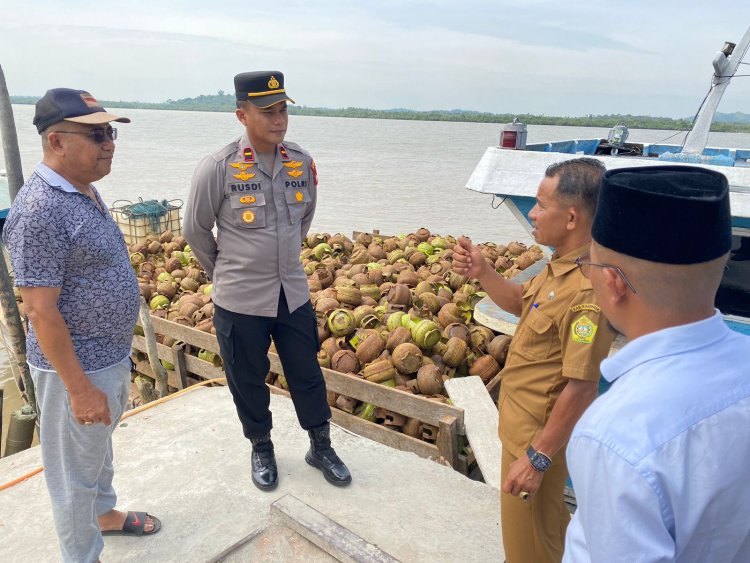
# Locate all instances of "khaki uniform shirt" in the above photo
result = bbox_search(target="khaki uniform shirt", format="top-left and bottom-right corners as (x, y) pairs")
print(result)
(184, 133), (317, 316)
(498, 244), (615, 460)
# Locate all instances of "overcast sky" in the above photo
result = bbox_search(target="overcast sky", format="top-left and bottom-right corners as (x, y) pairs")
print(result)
(1, 1), (749, 118)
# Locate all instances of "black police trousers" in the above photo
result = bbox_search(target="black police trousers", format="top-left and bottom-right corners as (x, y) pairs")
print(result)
(212, 289), (331, 440)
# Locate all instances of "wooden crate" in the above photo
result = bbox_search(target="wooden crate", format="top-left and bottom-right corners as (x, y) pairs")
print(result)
(132, 316), (469, 473)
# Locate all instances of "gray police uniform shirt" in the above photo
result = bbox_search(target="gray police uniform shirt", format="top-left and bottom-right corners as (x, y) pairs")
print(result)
(184, 133), (317, 317)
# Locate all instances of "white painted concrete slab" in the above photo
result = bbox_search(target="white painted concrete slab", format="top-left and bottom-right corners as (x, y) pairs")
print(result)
(0, 387), (503, 562)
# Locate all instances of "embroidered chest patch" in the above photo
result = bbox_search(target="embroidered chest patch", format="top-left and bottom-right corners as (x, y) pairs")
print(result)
(230, 161), (254, 171)
(233, 172), (256, 181)
(570, 303), (601, 314)
(571, 315), (597, 344)
(242, 210), (256, 224)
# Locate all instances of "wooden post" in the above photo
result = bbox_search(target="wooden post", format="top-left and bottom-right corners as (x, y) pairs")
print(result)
(437, 414), (459, 469)
(138, 297), (169, 398)
(0, 64), (24, 202)
(171, 343), (188, 390)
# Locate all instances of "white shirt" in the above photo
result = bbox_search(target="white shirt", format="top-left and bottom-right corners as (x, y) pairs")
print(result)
(564, 311), (750, 563)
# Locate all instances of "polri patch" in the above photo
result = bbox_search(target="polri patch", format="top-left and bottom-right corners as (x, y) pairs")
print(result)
(571, 315), (597, 344)
(230, 161), (254, 171)
(571, 303), (601, 314)
(233, 172), (256, 181)
(243, 147), (255, 162)
(287, 169), (303, 178)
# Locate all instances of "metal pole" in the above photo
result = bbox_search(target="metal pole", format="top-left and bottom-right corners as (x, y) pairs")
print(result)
(0, 64), (24, 202)
(683, 25), (750, 154)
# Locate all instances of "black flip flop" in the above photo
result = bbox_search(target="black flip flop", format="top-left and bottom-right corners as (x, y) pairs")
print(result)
(101, 511), (162, 536)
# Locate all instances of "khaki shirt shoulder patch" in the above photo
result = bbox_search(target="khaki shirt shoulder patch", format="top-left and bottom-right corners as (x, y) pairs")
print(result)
(571, 315), (597, 344)
(570, 303), (601, 313)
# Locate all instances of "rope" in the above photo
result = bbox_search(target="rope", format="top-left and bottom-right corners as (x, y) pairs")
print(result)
(0, 377), (226, 492)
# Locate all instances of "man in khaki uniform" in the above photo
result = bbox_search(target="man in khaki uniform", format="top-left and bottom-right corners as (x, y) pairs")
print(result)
(453, 157), (615, 563)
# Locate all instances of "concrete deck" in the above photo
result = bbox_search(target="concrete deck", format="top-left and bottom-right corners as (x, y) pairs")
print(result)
(0, 386), (504, 562)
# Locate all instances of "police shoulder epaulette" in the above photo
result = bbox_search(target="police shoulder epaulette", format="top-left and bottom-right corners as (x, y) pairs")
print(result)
(211, 138), (242, 163)
(280, 140), (310, 157)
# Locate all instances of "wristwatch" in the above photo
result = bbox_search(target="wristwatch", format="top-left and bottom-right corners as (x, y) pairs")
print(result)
(527, 446), (552, 472)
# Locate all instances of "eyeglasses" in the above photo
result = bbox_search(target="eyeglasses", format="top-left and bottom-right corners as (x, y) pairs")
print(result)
(54, 127), (117, 144)
(575, 253), (637, 294)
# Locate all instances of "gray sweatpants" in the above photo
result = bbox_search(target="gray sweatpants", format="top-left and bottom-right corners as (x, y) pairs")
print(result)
(30, 359), (130, 563)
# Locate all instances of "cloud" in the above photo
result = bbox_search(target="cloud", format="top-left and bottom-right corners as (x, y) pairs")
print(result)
(0, 1), (748, 118)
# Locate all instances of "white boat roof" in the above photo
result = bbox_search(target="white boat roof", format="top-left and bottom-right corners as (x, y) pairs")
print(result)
(466, 147), (750, 221)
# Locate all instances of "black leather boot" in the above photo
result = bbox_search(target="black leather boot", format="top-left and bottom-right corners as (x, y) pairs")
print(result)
(305, 423), (352, 487)
(250, 434), (278, 491)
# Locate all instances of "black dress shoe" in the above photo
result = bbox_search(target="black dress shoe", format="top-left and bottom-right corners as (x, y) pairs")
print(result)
(250, 434), (278, 491)
(305, 423), (352, 487)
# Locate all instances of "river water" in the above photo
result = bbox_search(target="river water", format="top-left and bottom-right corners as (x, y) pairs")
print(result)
(2, 105), (750, 453)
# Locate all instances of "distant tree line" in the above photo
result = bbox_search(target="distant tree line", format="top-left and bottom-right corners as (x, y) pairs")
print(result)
(10, 93), (750, 133)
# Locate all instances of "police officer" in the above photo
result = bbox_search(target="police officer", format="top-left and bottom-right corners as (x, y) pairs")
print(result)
(453, 158), (615, 563)
(184, 71), (351, 490)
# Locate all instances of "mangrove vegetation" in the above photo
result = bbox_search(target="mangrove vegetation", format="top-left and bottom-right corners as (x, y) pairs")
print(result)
(10, 93), (750, 133)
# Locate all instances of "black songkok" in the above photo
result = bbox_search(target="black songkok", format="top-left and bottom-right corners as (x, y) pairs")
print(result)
(592, 165), (732, 264)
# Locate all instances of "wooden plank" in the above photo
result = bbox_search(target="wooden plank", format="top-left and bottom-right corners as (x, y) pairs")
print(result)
(131, 317), (469, 467)
(271, 494), (400, 563)
(444, 376), (503, 490)
(134, 317), (465, 432)
(267, 350), (464, 433)
(139, 316), (222, 354)
(329, 409), (440, 461)
(437, 415), (458, 469)
(132, 336), (223, 386)
(270, 385), (441, 462)
(473, 297), (518, 336)
(133, 330), (464, 432)
(133, 360), (201, 390)
(183, 355), (226, 380)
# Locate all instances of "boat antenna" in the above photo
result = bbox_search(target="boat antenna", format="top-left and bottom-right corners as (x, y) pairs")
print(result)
(682, 26), (750, 154)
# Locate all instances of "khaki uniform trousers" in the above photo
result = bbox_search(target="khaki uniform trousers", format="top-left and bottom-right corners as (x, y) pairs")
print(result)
(500, 446), (570, 563)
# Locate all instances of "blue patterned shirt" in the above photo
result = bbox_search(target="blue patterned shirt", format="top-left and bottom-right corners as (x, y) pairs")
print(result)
(3, 163), (139, 372)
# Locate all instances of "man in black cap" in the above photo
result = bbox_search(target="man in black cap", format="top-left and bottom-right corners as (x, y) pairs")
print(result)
(184, 71), (351, 491)
(3, 89), (160, 563)
(563, 166), (750, 562)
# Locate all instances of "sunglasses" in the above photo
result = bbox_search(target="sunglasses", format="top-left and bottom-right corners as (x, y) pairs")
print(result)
(575, 253), (637, 294)
(54, 126), (117, 144)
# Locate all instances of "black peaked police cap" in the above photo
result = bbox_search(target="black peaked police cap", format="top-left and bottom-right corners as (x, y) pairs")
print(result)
(592, 165), (732, 264)
(234, 71), (295, 108)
